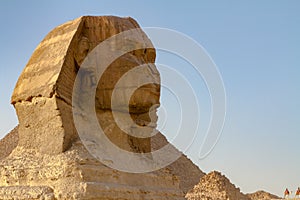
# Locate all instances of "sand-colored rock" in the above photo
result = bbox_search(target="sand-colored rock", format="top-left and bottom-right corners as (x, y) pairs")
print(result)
(247, 190), (280, 200)
(0, 16), (204, 199)
(0, 141), (185, 199)
(151, 133), (205, 194)
(0, 186), (54, 200)
(0, 126), (204, 199)
(0, 126), (18, 160)
(186, 171), (250, 200)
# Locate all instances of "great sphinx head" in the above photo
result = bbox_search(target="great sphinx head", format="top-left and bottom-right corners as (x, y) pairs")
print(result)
(11, 16), (160, 155)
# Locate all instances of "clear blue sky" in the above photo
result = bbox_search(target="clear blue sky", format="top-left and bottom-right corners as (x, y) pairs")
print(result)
(0, 1), (299, 197)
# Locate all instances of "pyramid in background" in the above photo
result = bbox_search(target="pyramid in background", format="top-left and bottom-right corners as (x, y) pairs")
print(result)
(186, 171), (250, 200)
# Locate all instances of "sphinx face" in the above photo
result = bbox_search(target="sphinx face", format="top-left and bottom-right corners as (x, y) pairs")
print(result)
(94, 50), (161, 132)
(73, 36), (160, 115)
(72, 18), (161, 154)
(95, 49), (161, 116)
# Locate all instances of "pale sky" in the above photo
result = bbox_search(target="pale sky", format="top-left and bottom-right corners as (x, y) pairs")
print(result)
(0, 1), (299, 197)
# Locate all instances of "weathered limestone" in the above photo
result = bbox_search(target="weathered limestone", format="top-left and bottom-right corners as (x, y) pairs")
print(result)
(186, 171), (250, 200)
(0, 186), (54, 200)
(151, 133), (205, 194)
(0, 126), (18, 160)
(246, 190), (280, 200)
(0, 142), (185, 199)
(0, 16), (204, 199)
(11, 17), (82, 155)
(0, 127), (203, 199)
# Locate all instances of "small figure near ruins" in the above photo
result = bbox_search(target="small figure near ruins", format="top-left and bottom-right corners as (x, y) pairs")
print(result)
(296, 187), (300, 199)
(284, 188), (290, 199)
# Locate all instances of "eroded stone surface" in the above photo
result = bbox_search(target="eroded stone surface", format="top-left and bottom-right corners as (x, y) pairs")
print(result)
(0, 126), (18, 160)
(0, 125), (204, 199)
(0, 139), (186, 199)
(11, 17), (82, 154)
(0, 186), (54, 200)
(151, 133), (205, 194)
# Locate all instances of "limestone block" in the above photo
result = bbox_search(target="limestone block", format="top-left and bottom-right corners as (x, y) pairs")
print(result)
(186, 171), (250, 200)
(14, 97), (65, 154)
(0, 126), (18, 160)
(0, 186), (54, 200)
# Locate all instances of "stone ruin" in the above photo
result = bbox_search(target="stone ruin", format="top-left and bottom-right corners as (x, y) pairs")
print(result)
(0, 16), (205, 199)
(0, 15), (279, 200)
(185, 171), (281, 200)
(185, 171), (250, 200)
